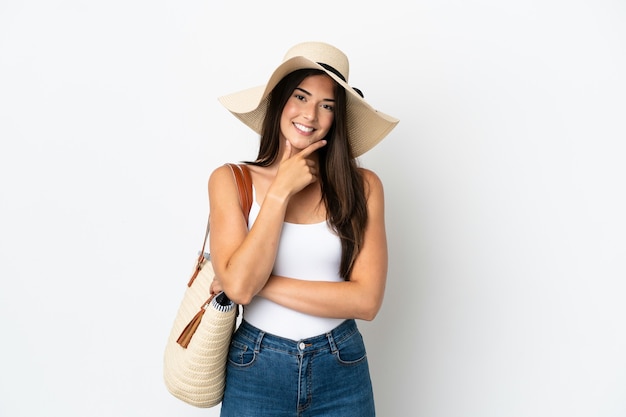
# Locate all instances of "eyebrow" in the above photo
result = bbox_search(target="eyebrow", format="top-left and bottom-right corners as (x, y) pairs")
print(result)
(295, 87), (335, 102)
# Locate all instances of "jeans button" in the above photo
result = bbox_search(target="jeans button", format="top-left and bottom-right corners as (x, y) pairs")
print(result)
(299, 342), (305, 350)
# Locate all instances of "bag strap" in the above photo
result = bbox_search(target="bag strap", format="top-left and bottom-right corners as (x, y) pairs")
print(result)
(228, 163), (253, 222)
(198, 163), (253, 258)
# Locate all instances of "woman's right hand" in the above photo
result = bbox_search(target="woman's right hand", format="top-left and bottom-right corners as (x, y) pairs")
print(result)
(269, 139), (327, 199)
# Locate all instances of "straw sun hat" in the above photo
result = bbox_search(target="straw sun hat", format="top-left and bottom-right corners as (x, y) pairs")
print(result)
(218, 41), (399, 157)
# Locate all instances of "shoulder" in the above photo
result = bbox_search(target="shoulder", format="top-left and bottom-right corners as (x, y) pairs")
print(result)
(208, 164), (241, 195)
(209, 163), (250, 184)
(209, 163), (233, 180)
(357, 167), (384, 199)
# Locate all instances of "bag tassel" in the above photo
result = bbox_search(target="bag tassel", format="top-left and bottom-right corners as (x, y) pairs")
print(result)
(176, 296), (214, 348)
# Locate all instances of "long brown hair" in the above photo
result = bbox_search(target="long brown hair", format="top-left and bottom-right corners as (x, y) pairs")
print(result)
(247, 69), (367, 280)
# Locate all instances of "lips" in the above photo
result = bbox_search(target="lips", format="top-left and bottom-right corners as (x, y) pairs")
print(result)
(294, 122), (314, 134)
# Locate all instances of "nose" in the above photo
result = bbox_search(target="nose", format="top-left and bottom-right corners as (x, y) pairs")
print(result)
(302, 102), (318, 121)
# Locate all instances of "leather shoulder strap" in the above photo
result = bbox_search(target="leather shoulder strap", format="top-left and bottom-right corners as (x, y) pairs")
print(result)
(225, 163), (253, 223)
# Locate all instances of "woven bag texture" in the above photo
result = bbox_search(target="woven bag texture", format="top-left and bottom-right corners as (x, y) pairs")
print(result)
(163, 258), (237, 408)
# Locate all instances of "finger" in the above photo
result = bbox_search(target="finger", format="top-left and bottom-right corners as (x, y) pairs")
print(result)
(299, 139), (327, 158)
(281, 140), (293, 162)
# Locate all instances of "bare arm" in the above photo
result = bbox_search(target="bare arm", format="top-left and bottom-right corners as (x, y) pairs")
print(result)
(209, 140), (327, 305)
(257, 168), (388, 321)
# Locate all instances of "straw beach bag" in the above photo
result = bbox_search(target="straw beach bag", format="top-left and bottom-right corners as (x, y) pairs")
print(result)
(163, 163), (252, 408)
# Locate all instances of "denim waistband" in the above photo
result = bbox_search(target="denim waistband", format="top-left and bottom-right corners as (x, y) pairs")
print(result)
(236, 318), (359, 355)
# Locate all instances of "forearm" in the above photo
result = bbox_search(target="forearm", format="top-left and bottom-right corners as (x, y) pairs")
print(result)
(257, 275), (385, 321)
(216, 194), (289, 304)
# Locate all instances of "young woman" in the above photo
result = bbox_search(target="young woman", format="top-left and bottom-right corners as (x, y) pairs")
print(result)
(208, 41), (399, 416)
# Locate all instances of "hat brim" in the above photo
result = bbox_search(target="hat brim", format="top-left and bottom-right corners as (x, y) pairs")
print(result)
(218, 56), (398, 157)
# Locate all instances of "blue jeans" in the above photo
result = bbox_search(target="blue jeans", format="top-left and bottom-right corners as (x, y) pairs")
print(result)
(220, 319), (375, 416)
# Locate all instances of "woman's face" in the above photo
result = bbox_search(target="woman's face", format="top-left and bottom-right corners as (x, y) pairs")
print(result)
(279, 74), (336, 152)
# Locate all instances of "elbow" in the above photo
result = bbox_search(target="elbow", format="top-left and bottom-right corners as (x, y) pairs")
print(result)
(355, 297), (382, 321)
(215, 264), (260, 306)
(361, 313), (377, 322)
(221, 281), (256, 306)
(224, 293), (253, 306)
(358, 309), (379, 322)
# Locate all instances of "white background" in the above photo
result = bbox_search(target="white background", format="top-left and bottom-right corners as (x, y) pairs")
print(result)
(1, 1), (625, 416)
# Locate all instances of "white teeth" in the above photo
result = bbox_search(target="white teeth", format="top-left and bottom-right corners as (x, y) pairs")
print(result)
(294, 123), (313, 133)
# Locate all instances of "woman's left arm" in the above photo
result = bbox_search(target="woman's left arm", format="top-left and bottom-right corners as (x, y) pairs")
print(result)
(257, 168), (388, 321)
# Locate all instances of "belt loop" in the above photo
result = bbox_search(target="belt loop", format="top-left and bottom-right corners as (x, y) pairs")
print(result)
(326, 331), (338, 354)
(254, 330), (265, 354)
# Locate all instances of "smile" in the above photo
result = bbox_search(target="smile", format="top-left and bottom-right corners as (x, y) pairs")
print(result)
(294, 123), (314, 133)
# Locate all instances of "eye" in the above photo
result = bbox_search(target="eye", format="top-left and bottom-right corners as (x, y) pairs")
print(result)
(321, 103), (334, 112)
(294, 94), (306, 101)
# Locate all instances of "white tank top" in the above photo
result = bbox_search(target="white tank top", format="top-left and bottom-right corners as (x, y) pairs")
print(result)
(243, 187), (345, 340)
